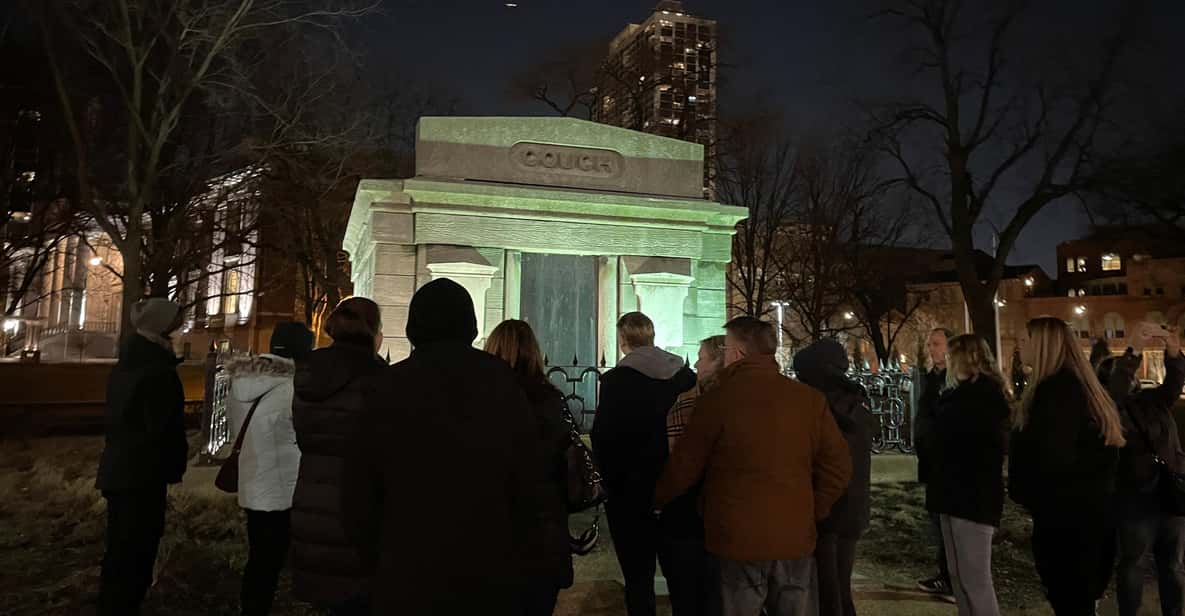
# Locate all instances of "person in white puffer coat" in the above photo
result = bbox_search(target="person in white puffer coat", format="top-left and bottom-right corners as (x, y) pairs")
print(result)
(225, 322), (314, 616)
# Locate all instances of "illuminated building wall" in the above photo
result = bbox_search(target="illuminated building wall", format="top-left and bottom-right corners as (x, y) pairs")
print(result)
(344, 116), (746, 365)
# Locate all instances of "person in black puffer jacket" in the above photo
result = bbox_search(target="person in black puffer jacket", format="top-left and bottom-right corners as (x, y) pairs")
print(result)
(96, 298), (188, 616)
(1101, 327), (1185, 616)
(911, 327), (955, 597)
(485, 319), (574, 616)
(928, 335), (1010, 616)
(1010, 317), (1127, 616)
(592, 311), (696, 616)
(793, 339), (873, 616)
(290, 298), (386, 615)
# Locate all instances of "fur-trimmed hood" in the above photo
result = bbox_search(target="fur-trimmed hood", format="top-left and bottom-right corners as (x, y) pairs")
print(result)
(227, 353), (295, 403)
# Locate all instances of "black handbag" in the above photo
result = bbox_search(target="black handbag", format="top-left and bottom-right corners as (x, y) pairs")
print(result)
(1128, 407), (1185, 516)
(560, 403), (608, 513)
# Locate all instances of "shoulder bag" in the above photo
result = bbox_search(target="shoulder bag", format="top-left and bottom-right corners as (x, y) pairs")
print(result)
(214, 396), (264, 494)
(1128, 406), (1185, 516)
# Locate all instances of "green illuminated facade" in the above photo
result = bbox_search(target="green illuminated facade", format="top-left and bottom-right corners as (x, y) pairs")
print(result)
(343, 116), (747, 364)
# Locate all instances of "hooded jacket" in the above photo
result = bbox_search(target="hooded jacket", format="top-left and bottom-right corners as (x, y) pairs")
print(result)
(290, 341), (386, 606)
(591, 345), (696, 511)
(97, 332), (187, 490)
(340, 278), (542, 615)
(225, 354), (300, 512)
(794, 340), (874, 537)
(1111, 351), (1185, 517)
(926, 376), (1010, 527)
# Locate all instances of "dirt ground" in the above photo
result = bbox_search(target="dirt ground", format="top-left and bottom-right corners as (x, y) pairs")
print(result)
(0, 436), (1164, 615)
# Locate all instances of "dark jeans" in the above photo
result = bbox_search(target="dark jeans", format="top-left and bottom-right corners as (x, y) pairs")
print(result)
(816, 533), (859, 616)
(713, 555), (817, 616)
(1116, 512), (1185, 616)
(1031, 514), (1117, 616)
(521, 583), (560, 616)
(605, 503), (711, 616)
(98, 485), (168, 616)
(242, 509), (291, 616)
(930, 512), (950, 582)
(323, 594), (370, 616)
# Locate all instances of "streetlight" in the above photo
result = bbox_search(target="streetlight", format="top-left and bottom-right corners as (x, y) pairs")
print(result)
(88, 256), (102, 267)
(1074, 305), (1087, 316)
(843, 311), (855, 321)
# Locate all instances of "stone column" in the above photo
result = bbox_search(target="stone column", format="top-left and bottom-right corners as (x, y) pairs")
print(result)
(426, 261), (500, 346)
(630, 272), (695, 351)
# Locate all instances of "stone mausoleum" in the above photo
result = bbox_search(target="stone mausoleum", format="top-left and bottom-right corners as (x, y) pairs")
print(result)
(343, 117), (747, 369)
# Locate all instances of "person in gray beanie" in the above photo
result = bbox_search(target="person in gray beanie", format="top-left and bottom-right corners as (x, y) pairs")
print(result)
(96, 297), (187, 615)
(793, 339), (873, 616)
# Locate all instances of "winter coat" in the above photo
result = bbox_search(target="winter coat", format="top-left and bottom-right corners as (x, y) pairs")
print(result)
(926, 376), (1010, 527)
(655, 354), (852, 562)
(290, 342), (386, 606)
(1009, 368), (1120, 521)
(518, 376), (575, 590)
(225, 354), (300, 512)
(814, 376), (874, 537)
(913, 366), (946, 484)
(1113, 352), (1185, 518)
(96, 333), (187, 491)
(591, 346), (696, 514)
(340, 341), (541, 616)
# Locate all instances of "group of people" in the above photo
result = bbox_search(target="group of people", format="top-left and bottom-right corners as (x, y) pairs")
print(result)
(93, 281), (1185, 616)
(912, 320), (1185, 616)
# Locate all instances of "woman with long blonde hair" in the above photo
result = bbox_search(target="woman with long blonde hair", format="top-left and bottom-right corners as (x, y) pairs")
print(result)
(926, 335), (1010, 616)
(1009, 316), (1125, 616)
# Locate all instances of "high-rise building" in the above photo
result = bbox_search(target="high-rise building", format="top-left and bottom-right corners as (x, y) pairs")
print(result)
(594, 0), (717, 196)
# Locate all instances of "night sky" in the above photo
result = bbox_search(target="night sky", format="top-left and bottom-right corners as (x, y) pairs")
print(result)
(364, 0), (1184, 276)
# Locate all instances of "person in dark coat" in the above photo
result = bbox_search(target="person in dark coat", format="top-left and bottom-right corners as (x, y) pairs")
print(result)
(912, 327), (955, 597)
(1102, 327), (1185, 616)
(1010, 317), (1127, 616)
(793, 339), (873, 616)
(485, 319), (574, 616)
(927, 335), (1010, 616)
(340, 279), (541, 616)
(290, 298), (387, 615)
(591, 311), (696, 616)
(96, 297), (187, 616)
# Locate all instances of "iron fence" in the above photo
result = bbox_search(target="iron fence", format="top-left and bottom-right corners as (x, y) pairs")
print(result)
(544, 355), (604, 433)
(847, 369), (914, 454)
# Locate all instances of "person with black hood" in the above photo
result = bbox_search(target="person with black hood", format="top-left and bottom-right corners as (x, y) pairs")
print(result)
(591, 311), (696, 616)
(341, 279), (540, 616)
(225, 321), (314, 616)
(793, 339), (873, 616)
(485, 319), (574, 616)
(1100, 326), (1185, 616)
(96, 297), (187, 616)
(290, 298), (386, 615)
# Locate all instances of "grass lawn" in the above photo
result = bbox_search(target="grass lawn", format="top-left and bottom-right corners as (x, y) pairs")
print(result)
(0, 437), (1162, 615)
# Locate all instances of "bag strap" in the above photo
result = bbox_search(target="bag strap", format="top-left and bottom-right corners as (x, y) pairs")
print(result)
(1126, 404), (1166, 465)
(231, 395), (265, 456)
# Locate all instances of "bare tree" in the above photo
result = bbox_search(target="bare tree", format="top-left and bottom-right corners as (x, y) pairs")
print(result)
(508, 43), (602, 119)
(718, 112), (800, 320)
(870, 0), (1139, 351)
(33, 0), (375, 338)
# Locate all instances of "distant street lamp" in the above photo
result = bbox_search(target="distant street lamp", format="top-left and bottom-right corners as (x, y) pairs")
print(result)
(1074, 305), (1087, 316)
(843, 311), (855, 321)
(89, 256), (102, 267)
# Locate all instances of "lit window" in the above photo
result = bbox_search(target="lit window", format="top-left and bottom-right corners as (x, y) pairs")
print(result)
(1076, 257), (1087, 272)
(223, 270), (239, 315)
(687, 95), (697, 102)
(1101, 253), (1121, 271)
(1068, 289), (1076, 297)
(1065, 258), (1074, 273)
(18, 171), (35, 183)
(1103, 313), (1125, 339)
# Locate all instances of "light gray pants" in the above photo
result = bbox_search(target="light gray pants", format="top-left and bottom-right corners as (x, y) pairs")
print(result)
(940, 514), (1001, 616)
(715, 556), (818, 616)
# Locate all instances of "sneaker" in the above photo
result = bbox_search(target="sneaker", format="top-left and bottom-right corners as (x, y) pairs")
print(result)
(916, 576), (957, 602)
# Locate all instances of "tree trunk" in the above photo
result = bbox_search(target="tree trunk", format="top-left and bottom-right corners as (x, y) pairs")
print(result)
(119, 250), (141, 345)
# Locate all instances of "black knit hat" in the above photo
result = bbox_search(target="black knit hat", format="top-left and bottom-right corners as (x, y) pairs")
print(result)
(270, 321), (315, 360)
(405, 278), (478, 347)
